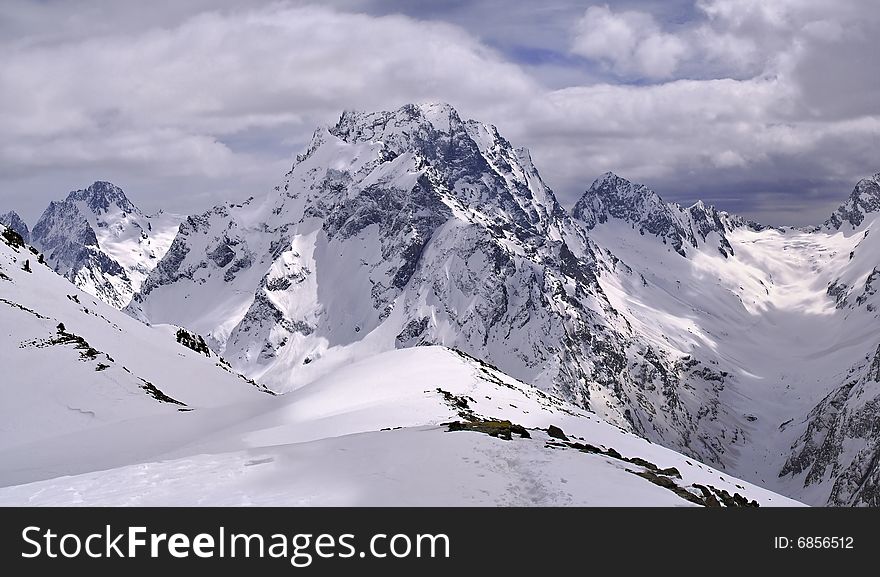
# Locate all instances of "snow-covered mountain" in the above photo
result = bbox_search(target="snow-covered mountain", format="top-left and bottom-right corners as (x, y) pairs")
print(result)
(28, 181), (182, 309)
(825, 173), (880, 230)
(1, 223), (792, 506)
(127, 103), (604, 397)
(0, 211), (30, 244)
(120, 105), (880, 506)
(778, 173), (880, 506)
(127, 105), (722, 426)
(573, 171), (880, 506)
(573, 171), (749, 258)
(128, 104), (741, 488)
(129, 110), (749, 488)
(0, 222), (271, 485)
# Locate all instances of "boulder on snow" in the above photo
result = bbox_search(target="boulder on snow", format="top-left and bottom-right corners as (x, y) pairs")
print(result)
(547, 425), (568, 441)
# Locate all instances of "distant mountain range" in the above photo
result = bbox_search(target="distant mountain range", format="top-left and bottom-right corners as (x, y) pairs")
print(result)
(3, 103), (880, 506)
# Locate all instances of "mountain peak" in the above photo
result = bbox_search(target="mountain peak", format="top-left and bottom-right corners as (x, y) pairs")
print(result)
(825, 172), (880, 230)
(30, 181), (179, 309)
(331, 103), (465, 146)
(66, 181), (139, 216)
(592, 172), (658, 198)
(0, 211), (30, 244)
(283, 103), (566, 245)
(573, 172), (739, 258)
(594, 171), (625, 185)
(415, 101), (455, 112)
(573, 173), (665, 229)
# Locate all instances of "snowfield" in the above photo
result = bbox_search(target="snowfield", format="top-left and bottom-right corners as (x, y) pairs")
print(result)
(0, 427), (776, 507)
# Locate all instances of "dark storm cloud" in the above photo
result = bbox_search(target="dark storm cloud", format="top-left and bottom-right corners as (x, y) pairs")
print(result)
(0, 0), (878, 226)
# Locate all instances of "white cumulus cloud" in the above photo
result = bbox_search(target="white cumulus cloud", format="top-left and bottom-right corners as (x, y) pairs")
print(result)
(571, 5), (689, 79)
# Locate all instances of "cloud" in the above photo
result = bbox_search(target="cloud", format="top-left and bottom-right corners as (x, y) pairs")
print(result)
(571, 6), (688, 79)
(0, 0), (878, 227)
(554, 0), (880, 223)
(512, 73), (879, 220)
(0, 5), (536, 146)
(568, 0), (877, 83)
(0, 3), (538, 218)
(568, 3), (771, 80)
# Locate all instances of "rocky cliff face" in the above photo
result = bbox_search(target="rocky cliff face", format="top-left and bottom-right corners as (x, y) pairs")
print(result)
(825, 173), (880, 230)
(781, 344), (880, 506)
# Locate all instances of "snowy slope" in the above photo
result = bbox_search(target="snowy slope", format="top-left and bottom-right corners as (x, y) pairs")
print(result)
(0, 340), (798, 506)
(0, 427), (790, 507)
(29, 181), (182, 308)
(0, 223), (271, 486)
(125, 196), (273, 352)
